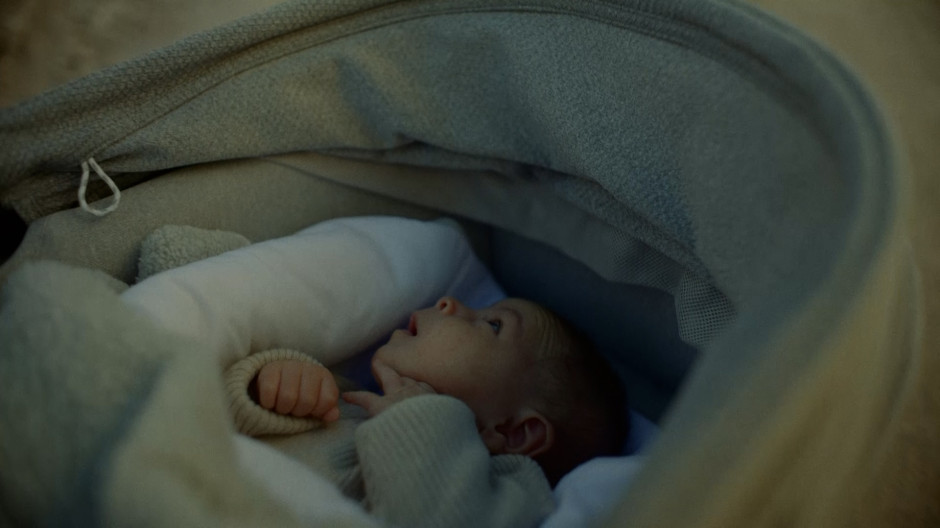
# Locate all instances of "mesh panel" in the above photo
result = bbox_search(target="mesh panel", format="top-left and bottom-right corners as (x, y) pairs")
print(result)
(537, 182), (736, 350)
(601, 230), (736, 349)
(608, 229), (684, 293)
(675, 272), (736, 349)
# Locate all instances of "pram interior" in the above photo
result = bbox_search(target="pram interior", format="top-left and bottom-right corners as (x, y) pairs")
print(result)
(0, 0), (912, 526)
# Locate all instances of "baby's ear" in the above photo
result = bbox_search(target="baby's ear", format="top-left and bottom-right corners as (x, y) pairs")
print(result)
(496, 409), (554, 458)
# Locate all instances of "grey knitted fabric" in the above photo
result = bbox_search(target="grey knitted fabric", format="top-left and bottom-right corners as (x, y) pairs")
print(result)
(137, 225), (250, 281)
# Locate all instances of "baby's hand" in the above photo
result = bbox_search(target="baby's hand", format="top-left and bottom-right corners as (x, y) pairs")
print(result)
(343, 362), (435, 417)
(255, 360), (340, 422)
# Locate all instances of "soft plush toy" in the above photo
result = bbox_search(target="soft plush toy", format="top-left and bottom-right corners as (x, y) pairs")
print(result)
(137, 225), (251, 280)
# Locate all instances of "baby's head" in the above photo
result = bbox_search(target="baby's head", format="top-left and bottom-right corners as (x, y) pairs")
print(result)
(373, 296), (627, 484)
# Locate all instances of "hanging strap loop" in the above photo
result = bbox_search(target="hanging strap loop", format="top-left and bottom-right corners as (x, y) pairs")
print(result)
(79, 158), (121, 216)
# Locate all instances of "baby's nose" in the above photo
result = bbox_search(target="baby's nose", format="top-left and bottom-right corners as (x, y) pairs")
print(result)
(435, 296), (464, 316)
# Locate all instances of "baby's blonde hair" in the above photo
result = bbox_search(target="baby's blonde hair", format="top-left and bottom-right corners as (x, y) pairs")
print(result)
(527, 308), (628, 485)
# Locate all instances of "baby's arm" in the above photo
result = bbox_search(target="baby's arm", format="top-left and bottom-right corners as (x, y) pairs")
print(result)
(225, 348), (340, 436)
(349, 383), (555, 527)
(355, 396), (554, 527)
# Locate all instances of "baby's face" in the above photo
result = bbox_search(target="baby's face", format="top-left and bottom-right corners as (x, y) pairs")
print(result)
(372, 297), (552, 425)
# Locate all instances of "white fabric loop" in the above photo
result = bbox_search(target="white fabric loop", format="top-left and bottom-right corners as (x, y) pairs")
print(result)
(79, 158), (121, 216)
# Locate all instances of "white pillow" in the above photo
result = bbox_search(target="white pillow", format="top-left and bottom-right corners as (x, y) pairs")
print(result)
(121, 216), (503, 368)
(542, 411), (657, 527)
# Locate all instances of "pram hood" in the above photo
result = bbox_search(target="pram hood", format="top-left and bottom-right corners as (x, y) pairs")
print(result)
(0, 0), (925, 526)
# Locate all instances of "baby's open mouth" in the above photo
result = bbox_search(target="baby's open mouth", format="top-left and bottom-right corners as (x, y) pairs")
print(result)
(407, 313), (418, 336)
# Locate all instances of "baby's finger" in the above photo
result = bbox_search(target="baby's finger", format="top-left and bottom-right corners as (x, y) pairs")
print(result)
(256, 364), (282, 410)
(322, 407), (340, 422)
(412, 379), (436, 394)
(291, 363), (321, 417)
(372, 362), (403, 394)
(343, 391), (380, 415)
(396, 377), (436, 398)
(274, 364), (301, 415)
(311, 371), (340, 420)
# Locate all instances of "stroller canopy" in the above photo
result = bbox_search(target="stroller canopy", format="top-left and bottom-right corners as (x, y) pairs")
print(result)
(0, 0), (925, 526)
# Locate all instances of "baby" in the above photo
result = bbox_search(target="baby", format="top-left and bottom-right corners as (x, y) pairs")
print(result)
(228, 295), (626, 527)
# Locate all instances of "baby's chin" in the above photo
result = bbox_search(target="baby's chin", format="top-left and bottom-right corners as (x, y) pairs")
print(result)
(371, 344), (419, 381)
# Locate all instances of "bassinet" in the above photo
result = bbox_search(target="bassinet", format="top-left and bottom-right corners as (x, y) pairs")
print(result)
(0, 0), (932, 526)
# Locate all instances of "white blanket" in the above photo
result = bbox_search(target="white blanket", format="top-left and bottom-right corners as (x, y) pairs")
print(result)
(121, 216), (503, 368)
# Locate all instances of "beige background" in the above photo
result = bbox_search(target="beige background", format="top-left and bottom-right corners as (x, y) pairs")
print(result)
(1, 0), (938, 525)
(0, 0), (284, 106)
(739, 4), (939, 524)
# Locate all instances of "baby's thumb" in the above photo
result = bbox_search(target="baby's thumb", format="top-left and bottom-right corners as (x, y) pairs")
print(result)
(322, 406), (340, 422)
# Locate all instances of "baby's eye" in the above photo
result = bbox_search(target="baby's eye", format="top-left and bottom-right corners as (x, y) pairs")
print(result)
(488, 319), (502, 335)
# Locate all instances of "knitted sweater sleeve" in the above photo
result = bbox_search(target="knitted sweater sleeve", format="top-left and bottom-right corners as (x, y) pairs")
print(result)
(223, 348), (325, 436)
(355, 395), (556, 528)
